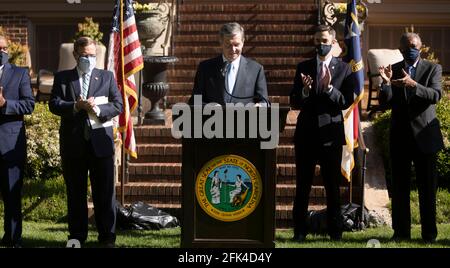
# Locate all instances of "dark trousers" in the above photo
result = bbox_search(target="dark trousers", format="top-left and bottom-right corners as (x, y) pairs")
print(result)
(62, 141), (116, 243)
(391, 137), (438, 240)
(293, 143), (343, 237)
(0, 156), (23, 245)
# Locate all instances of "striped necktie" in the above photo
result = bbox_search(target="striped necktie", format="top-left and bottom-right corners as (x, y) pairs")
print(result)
(81, 72), (90, 99)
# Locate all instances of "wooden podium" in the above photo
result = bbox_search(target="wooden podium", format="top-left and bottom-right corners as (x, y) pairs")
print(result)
(177, 105), (289, 248)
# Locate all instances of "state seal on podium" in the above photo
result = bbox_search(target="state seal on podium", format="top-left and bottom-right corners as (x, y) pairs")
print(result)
(195, 154), (262, 222)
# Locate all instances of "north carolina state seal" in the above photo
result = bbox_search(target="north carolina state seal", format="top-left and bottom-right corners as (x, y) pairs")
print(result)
(195, 154), (262, 222)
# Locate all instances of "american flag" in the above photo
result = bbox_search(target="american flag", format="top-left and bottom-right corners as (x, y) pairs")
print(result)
(341, 0), (365, 181)
(107, 0), (143, 158)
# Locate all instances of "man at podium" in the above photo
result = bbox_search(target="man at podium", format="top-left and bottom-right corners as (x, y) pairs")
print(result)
(188, 22), (268, 105)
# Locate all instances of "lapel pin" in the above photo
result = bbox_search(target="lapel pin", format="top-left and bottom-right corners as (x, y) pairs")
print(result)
(94, 77), (99, 80)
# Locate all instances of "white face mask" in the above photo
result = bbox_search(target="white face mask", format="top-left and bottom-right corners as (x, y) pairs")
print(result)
(78, 56), (96, 73)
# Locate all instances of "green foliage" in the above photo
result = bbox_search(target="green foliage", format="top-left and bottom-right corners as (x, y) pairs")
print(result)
(373, 92), (450, 189)
(24, 103), (62, 180)
(73, 17), (104, 45)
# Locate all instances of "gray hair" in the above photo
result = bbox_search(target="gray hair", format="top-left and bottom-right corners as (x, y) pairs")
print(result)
(219, 22), (245, 41)
(400, 32), (422, 47)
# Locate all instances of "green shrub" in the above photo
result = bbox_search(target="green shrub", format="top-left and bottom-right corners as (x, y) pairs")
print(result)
(25, 103), (62, 180)
(373, 92), (450, 190)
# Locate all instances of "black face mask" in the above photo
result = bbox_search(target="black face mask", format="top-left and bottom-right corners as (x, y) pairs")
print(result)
(402, 47), (420, 64)
(316, 44), (332, 57)
(0, 51), (8, 66)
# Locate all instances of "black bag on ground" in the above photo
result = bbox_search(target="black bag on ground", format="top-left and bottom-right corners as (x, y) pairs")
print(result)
(306, 203), (369, 234)
(116, 201), (180, 230)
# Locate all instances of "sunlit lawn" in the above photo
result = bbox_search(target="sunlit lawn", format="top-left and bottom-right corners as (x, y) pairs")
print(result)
(1, 221), (450, 248)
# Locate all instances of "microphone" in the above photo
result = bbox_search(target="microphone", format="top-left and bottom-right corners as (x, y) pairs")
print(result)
(221, 60), (270, 107)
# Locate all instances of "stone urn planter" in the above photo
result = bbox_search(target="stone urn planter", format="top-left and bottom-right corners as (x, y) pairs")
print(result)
(142, 55), (178, 125)
(135, 2), (171, 56)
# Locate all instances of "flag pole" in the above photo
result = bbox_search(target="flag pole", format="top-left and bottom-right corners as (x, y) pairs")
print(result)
(121, 132), (125, 205)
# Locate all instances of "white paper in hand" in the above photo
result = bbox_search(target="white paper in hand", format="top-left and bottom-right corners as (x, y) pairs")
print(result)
(89, 96), (114, 129)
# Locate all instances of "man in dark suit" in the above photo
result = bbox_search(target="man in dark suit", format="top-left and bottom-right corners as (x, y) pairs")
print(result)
(49, 37), (123, 247)
(290, 25), (354, 242)
(0, 35), (35, 248)
(378, 32), (444, 243)
(189, 22), (268, 105)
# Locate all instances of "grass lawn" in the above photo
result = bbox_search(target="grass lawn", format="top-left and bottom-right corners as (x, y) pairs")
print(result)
(1, 221), (450, 248)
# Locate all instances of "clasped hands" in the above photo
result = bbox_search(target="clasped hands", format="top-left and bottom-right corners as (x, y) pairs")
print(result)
(75, 96), (97, 114)
(378, 64), (417, 88)
(300, 65), (332, 94)
(0, 86), (6, 108)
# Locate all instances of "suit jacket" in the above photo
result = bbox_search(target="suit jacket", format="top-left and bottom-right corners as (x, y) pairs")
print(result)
(290, 57), (354, 147)
(0, 63), (35, 161)
(379, 58), (444, 154)
(49, 68), (123, 158)
(189, 55), (268, 105)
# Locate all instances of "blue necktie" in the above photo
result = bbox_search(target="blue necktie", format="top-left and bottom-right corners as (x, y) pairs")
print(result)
(226, 62), (236, 94)
(81, 72), (90, 99)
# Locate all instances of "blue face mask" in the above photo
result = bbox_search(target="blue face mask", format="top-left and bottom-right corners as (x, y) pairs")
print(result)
(77, 56), (96, 73)
(0, 51), (9, 66)
(402, 47), (420, 64)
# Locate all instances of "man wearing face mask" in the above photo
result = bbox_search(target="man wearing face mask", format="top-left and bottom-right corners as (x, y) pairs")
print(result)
(188, 22), (268, 105)
(289, 25), (354, 242)
(49, 36), (123, 248)
(378, 33), (443, 243)
(0, 35), (34, 248)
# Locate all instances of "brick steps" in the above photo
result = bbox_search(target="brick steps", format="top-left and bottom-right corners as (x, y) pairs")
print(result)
(178, 13), (316, 24)
(172, 57), (302, 69)
(178, 3), (317, 13)
(165, 95), (292, 107)
(134, 124), (296, 145)
(115, 182), (348, 207)
(167, 81), (293, 97)
(134, 143), (296, 164)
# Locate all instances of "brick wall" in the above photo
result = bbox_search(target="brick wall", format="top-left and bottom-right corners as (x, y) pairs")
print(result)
(0, 12), (29, 46)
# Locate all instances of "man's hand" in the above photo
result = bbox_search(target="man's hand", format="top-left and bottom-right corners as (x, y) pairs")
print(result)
(391, 69), (417, 88)
(378, 64), (392, 84)
(300, 73), (313, 95)
(75, 96), (96, 113)
(321, 65), (332, 92)
(0, 86), (6, 108)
